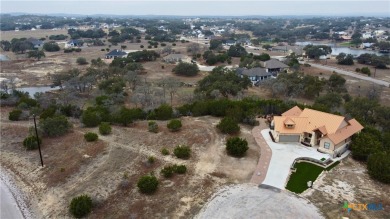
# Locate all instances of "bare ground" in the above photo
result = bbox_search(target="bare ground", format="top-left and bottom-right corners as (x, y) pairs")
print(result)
(0, 106), (259, 218)
(303, 157), (390, 219)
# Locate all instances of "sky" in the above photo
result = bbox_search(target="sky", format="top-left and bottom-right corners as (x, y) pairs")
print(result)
(1, 0), (389, 16)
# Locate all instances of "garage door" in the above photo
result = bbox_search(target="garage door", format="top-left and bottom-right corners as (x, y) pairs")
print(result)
(279, 135), (300, 142)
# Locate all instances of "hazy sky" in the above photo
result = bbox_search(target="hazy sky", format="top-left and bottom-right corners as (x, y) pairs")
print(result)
(1, 0), (389, 16)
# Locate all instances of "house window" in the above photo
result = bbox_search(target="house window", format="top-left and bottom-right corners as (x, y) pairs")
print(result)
(324, 142), (330, 149)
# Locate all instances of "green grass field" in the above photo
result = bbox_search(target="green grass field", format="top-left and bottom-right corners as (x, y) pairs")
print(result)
(285, 161), (339, 194)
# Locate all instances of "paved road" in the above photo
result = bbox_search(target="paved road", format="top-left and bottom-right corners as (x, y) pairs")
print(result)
(196, 184), (324, 219)
(260, 129), (331, 189)
(250, 121), (272, 184)
(0, 179), (24, 219)
(305, 62), (390, 87)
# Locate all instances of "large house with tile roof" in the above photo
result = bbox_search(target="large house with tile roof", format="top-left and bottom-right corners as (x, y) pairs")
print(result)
(271, 106), (364, 157)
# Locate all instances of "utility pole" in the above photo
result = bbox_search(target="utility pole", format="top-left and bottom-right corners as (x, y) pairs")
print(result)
(33, 114), (44, 167)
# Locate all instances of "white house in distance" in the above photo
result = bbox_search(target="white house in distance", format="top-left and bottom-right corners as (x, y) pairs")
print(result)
(105, 49), (128, 59)
(271, 106), (364, 158)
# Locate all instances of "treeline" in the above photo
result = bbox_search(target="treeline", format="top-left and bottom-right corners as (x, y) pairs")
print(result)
(68, 28), (106, 39)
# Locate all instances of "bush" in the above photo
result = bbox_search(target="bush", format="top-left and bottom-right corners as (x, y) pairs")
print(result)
(99, 122), (112, 135)
(148, 156), (155, 164)
(167, 119), (182, 132)
(161, 148), (169, 155)
(350, 132), (382, 161)
(217, 117), (240, 134)
(355, 68), (361, 72)
(174, 145), (191, 159)
(23, 135), (42, 150)
(43, 42), (60, 52)
(76, 57), (88, 65)
(148, 121), (158, 133)
(172, 62), (199, 76)
(140, 45), (144, 48)
(84, 132), (98, 142)
(161, 165), (175, 178)
(39, 115), (71, 137)
(9, 109), (22, 121)
(367, 152), (390, 184)
(137, 175), (158, 194)
(153, 104), (173, 120)
(69, 195), (93, 218)
(226, 137), (249, 157)
(361, 67), (371, 76)
(174, 164), (187, 174)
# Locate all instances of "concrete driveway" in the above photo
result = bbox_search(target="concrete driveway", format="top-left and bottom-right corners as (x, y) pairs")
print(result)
(260, 129), (331, 189)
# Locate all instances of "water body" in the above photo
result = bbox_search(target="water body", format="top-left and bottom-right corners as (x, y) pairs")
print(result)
(16, 86), (60, 98)
(295, 41), (388, 57)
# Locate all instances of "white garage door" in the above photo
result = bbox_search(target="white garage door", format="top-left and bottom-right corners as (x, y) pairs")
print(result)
(279, 135), (300, 142)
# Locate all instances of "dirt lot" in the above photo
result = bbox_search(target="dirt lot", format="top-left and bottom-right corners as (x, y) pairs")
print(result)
(0, 106), (259, 218)
(303, 156), (390, 219)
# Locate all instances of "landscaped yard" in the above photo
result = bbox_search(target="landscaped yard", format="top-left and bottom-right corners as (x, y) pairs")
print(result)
(285, 161), (340, 194)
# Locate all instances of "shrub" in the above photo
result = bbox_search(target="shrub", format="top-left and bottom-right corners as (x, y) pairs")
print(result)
(99, 122), (112, 135)
(161, 165), (175, 178)
(153, 104), (173, 120)
(84, 132), (98, 142)
(367, 152), (390, 184)
(140, 45), (144, 48)
(76, 57), (88, 65)
(148, 156), (155, 164)
(174, 145), (191, 159)
(81, 110), (101, 127)
(43, 42), (60, 52)
(148, 121), (158, 133)
(172, 43), (176, 46)
(174, 164), (187, 174)
(9, 109), (22, 121)
(167, 119), (182, 132)
(23, 135), (42, 150)
(226, 137), (249, 157)
(172, 62), (199, 76)
(361, 67), (371, 76)
(355, 68), (361, 72)
(217, 117), (240, 134)
(69, 195), (93, 218)
(39, 115), (71, 137)
(161, 148), (169, 155)
(137, 175), (158, 194)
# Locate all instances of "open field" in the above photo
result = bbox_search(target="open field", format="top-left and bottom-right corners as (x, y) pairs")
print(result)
(0, 29), (69, 41)
(0, 106), (260, 218)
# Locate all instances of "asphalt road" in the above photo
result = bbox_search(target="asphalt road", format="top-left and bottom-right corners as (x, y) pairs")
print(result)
(305, 62), (390, 87)
(0, 179), (24, 219)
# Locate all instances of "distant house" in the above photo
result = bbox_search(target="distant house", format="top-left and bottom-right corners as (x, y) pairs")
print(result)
(26, 38), (44, 48)
(224, 40), (236, 46)
(260, 59), (289, 73)
(105, 49), (128, 59)
(162, 54), (191, 63)
(271, 106), (364, 158)
(272, 45), (304, 56)
(236, 67), (273, 85)
(361, 43), (374, 49)
(65, 39), (83, 48)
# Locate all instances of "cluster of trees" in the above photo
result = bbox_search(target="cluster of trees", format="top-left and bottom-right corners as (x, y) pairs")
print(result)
(239, 53), (271, 68)
(68, 28), (106, 39)
(108, 27), (141, 45)
(356, 53), (389, 69)
(264, 72), (347, 103)
(336, 53), (354, 65)
(195, 67), (251, 98)
(1, 38), (34, 54)
(202, 50), (230, 65)
(227, 44), (247, 57)
(43, 42), (60, 52)
(172, 62), (199, 76)
(49, 34), (68, 40)
(303, 45), (332, 59)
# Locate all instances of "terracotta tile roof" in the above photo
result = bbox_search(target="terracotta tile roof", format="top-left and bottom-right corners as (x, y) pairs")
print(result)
(299, 108), (347, 134)
(281, 106), (302, 117)
(274, 116), (308, 134)
(326, 119), (364, 144)
(274, 106), (364, 144)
